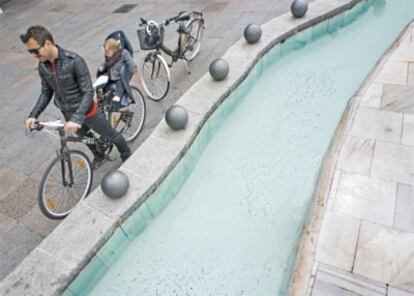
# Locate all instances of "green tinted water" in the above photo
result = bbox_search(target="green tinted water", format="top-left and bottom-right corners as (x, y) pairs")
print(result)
(90, 1), (414, 295)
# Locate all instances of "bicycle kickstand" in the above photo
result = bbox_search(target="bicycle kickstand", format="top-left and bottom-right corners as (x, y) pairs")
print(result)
(183, 60), (191, 74)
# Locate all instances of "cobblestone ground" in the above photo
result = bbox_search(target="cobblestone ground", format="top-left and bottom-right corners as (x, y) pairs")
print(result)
(0, 0), (295, 282)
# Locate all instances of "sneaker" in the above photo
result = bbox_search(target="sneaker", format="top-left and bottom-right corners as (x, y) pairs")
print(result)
(121, 151), (131, 163)
(91, 157), (104, 170)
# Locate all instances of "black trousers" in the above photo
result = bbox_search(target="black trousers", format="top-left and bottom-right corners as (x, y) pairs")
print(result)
(64, 109), (131, 161)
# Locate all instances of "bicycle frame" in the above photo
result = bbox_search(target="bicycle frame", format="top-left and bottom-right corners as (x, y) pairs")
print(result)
(157, 23), (188, 66)
(141, 11), (203, 66)
(56, 128), (98, 186)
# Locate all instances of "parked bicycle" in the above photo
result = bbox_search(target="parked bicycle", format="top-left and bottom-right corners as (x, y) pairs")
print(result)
(31, 120), (113, 219)
(137, 10), (204, 101)
(93, 74), (146, 142)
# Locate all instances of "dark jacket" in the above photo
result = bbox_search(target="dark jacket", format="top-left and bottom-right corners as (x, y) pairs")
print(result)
(29, 46), (94, 125)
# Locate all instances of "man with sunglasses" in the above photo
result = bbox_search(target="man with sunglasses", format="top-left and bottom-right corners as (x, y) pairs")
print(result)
(21, 25), (131, 168)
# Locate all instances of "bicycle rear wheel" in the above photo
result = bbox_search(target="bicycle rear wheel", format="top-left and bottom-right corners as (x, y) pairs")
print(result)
(109, 86), (146, 142)
(38, 150), (93, 220)
(140, 53), (170, 101)
(183, 17), (204, 61)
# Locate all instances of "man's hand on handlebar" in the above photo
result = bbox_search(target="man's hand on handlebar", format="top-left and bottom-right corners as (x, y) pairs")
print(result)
(64, 121), (80, 135)
(25, 117), (37, 132)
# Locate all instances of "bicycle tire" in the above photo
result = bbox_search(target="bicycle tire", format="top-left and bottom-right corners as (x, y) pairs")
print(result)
(140, 53), (170, 101)
(183, 17), (204, 61)
(109, 86), (146, 142)
(38, 150), (93, 220)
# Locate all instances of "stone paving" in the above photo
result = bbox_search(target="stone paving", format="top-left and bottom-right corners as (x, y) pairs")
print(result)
(309, 21), (414, 296)
(0, 0), (294, 284)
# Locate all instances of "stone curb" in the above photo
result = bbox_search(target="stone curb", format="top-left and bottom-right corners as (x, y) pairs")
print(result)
(0, 0), (363, 295)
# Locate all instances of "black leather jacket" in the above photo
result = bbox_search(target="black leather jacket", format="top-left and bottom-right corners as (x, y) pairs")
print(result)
(29, 46), (94, 125)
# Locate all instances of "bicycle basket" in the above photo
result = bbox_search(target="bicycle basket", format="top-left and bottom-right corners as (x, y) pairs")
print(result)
(137, 27), (164, 50)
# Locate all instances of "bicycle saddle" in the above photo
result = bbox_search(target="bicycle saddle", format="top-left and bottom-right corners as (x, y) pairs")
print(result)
(176, 11), (191, 22)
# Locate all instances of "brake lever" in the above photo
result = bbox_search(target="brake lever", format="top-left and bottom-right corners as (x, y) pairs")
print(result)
(139, 17), (147, 26)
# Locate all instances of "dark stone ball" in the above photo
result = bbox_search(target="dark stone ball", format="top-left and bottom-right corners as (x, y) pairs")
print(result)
(165, 105), (189, 130)
(209, 58), (229, 81)
(101, 170), (129, 199)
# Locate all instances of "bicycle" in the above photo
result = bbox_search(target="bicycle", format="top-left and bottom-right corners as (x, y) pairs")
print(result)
(31, 120), (113, 219)
(93, 74), (146, 142)
(137, 10), (205, 101)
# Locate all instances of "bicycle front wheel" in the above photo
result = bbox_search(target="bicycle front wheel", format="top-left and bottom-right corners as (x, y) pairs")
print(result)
(38, 150), (93, 220)
(140, 53), (170, 101)
(183, 17), (204, 61)
(109, 86), (146, 142)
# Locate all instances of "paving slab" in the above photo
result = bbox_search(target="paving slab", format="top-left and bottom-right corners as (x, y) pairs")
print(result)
(0, 177), (37, 220)
(0, 213), (16, 236)
(354, 221), (414, 293)
(0, 224), (42, 282)
(19, 205), (61, 238)
(382, 84), (414, 114)
(394, 183), (414, 233)
(305, 21), (414, 295)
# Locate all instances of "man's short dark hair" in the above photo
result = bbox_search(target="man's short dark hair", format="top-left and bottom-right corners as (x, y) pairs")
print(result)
(20, 25), (54, 45)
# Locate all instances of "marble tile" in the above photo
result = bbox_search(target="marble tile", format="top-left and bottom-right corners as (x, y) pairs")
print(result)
(354, 221), (414, 293)
(374, 61), (408, 85)
(411, 27), (414, 43)
(337, 136), (375, 175)
(333, 173), (397, 226)
(388, 287), (414, 296)
(381, 84), (414, 114)
(312, 264), (386, 296)
(312, 279), (358, 296)
(371, 141), (414, 185)
(408, 74), (414, 86)
(409, 63), (414, 74)
(402, 114), (414, 147)
(389, 43), (414, 63)
(394, 183), (414, 233)
(326, 170), (342, 211)
(350, 108), (402, 144)
(315, 211), (360, 271)
(359, 83), (383, 109)
(400, 30), (412, 45)
(411, 26), (414, 42)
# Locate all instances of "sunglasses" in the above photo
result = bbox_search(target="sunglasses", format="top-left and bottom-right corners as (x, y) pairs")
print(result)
(27, 45), (44, 55)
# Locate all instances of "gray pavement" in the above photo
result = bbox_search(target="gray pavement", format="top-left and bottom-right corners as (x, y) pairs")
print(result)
(0, 0), (294, 283)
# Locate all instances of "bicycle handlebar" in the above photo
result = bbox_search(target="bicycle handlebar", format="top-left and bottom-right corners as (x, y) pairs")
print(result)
(138, 11), (202, 28)
(31, 120), (65, 132)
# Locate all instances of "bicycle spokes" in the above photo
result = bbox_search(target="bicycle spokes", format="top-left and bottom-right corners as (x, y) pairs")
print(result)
(109, 86), (146, 141)
(46, 198), (56, 210)
(39, 151), (92, 219)
(76, 159), (87, 170)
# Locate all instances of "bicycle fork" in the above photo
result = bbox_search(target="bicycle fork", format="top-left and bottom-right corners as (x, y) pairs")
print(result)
(60, 150), (74, 187)
(150, 54), (162, 79)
